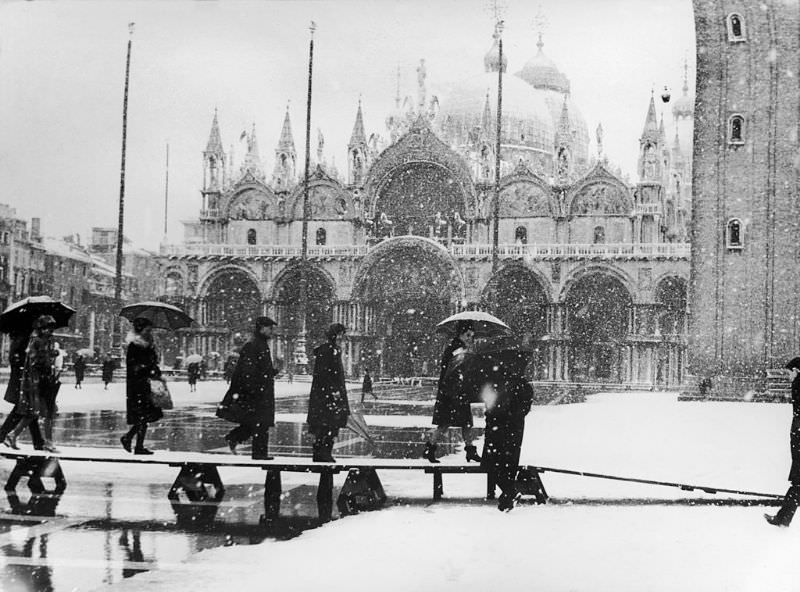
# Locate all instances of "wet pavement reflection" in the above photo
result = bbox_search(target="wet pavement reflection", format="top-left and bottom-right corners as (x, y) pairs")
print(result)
(0, 399), (481, 591)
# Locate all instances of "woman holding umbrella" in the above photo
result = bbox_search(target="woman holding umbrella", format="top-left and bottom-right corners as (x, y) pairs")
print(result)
(120, 317), (163, 455)
(424, 320), (481, 463)
(0, 327), (44, 450)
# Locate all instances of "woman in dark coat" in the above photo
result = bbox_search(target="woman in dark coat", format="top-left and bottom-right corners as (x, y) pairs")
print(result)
(0, 327), (45, 450)
(307, 323), (350, 462)
(73, 355), (86, 389)
(766, 356), (800, 526)
(479, 347), (534, 512)
(424, 320), (480, 463)
(120, 317), (163, 455)
(101, 353), (116, 390)
(216, 316), (277, 460)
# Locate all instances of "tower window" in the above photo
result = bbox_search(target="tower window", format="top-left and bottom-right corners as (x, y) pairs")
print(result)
(593, 226), (606, 244)
(247, 229), (257, 245)
(728, 115), (745, 144)
(726, 218), (743, 249)
(316, 227), (327, 246)
(514, 226), (528, 245)
(726, 13), (746, 41)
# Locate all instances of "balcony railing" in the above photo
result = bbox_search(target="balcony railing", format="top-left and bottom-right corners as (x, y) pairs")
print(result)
(161, 242), (690, 260)
(634, 203), (662, 216)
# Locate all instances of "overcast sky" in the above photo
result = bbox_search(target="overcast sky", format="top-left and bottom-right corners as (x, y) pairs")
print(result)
(0, 0), (695, 250)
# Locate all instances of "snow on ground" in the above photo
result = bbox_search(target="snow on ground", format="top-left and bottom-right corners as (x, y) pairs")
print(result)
(87, 391), (800, 592)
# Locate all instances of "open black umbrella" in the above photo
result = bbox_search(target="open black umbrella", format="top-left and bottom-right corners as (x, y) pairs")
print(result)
(0, 296), (76, 334)
(120, 301), (193, 330)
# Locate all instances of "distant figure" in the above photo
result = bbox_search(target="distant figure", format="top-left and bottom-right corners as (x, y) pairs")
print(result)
(121, 317), (163, 455)
(765, 357), (800, 527)
(0, 327), (44, 450)
(73, 355), (86, 389)
(307, 323), (350, 462)
(187, 361), (200, 393)
(101, 353), (116, 390)
(360, 369), (377, 403)
(424, 321), (480, 464)
(287, 367), (294, 383)
(217, 317), (278, 460)
(199, 359), (207, 381)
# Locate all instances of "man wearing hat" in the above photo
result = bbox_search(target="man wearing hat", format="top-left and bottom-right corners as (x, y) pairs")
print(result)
(217, 316), (278, 460)
(766, 356), (800, 526)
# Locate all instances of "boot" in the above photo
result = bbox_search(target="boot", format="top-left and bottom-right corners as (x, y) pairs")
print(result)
(312, 439), (326, 462)
(423, 441), (440, 464)
(322, 436), (336, 463)
(465, 445), (481, 463)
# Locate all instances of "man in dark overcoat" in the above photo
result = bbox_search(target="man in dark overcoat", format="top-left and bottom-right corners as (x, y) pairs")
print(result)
(766, 356), (800, 526)
(307, 323), (349, 462)
(479, 345), (534, 512)
(0, 328), (44, 449)
(424, 320), (481, 463)
(217, 316), (278, 460)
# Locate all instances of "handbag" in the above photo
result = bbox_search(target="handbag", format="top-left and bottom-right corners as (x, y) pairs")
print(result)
(216, 388), (254, 425)
(148, 378), (174, 410)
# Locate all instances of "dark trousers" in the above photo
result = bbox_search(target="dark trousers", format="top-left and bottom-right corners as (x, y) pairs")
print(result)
(226, 423), (270, 459)
(0, 409), (44, 448)
(774, 485), (800, 526)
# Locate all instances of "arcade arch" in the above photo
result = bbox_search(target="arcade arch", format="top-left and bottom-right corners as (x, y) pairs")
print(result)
(564, 272), (632, 382)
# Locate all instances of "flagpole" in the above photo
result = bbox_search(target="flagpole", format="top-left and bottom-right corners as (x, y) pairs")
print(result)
(293, 21), (315, 373)
(491, 22), (504, 272)
(163, 142), (169, 239)
(113, 22), (134, 354)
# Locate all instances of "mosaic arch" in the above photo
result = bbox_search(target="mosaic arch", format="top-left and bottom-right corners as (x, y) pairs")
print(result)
(288, 173), (354, 221)
(654, 275), (688, 336)
(563, 270), (633, 382)
(352, 237), (464, 377)
(566, 166), (633, 217)
(481, 263), (550, 335)
(202, 266), (262, 340)
(222, 183), (280, 221)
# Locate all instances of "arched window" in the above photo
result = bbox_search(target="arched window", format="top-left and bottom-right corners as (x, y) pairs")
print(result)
(164, 274), (183, 298)
(247, 229), (257, 245)
(316, 227), (327, 246)
(593, 226), (606, 244)
(728, 115), (745, 144)
(514, 226), (528, 245)
(727, 218), (743, 249)
(727, 13), (746, 41)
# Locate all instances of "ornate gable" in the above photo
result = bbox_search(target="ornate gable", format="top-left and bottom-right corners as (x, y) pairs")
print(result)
(288, 167), (353, 221)
(567, 163), (632, 216)
(222, 181), (279, 221)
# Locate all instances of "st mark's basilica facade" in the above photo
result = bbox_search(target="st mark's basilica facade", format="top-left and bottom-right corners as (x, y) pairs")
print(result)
(158, 31), (693, 387)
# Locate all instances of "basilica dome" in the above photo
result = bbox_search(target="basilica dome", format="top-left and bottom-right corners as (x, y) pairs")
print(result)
(516, 35), (571, 94)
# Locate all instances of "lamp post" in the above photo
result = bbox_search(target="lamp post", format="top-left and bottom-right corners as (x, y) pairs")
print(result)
(491, 21), (504, 272)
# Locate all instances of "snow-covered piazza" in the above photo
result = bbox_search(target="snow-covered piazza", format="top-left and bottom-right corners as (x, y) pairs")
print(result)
(2, 0), (800, 591)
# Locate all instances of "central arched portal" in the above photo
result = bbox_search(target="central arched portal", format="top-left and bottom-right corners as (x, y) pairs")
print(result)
(354, 239), (463, 377)
(273, 264), (335, 369)
(565, 273), (632, 382)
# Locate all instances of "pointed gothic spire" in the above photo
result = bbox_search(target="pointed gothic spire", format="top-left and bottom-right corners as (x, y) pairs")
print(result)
(640, 91), (659, 140)
(556, 96), (571, 141)
(205, 108), (224, 154)
(480, 91), (493, 137)
(278, 106), (296, 153)
(349, 99), (367, 148)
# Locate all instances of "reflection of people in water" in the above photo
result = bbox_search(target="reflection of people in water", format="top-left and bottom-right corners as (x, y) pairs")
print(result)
(119, 529), (146, 578)
(13, 535), (55, 592)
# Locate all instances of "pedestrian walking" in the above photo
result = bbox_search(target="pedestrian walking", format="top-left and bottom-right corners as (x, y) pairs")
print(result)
(765, 356), (800, 527)
(101, 353), (116, 390)
(187, 361), (200, 392)
(120, 317), (163, 455)
(307, 323), (350, 462)
(360, 368), (378, 403)
(478, 340), (534, 512)
(424, 320), (481, 463)
(0, 327), (45, 450)
(12, 315), (60, 452)
(73, 354), (86, 389)
(216, 317), (278, 460)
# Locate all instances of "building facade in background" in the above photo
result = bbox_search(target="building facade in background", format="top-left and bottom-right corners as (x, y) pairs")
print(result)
(159, 32), (693, 386)
(690, 0), (800, 394)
